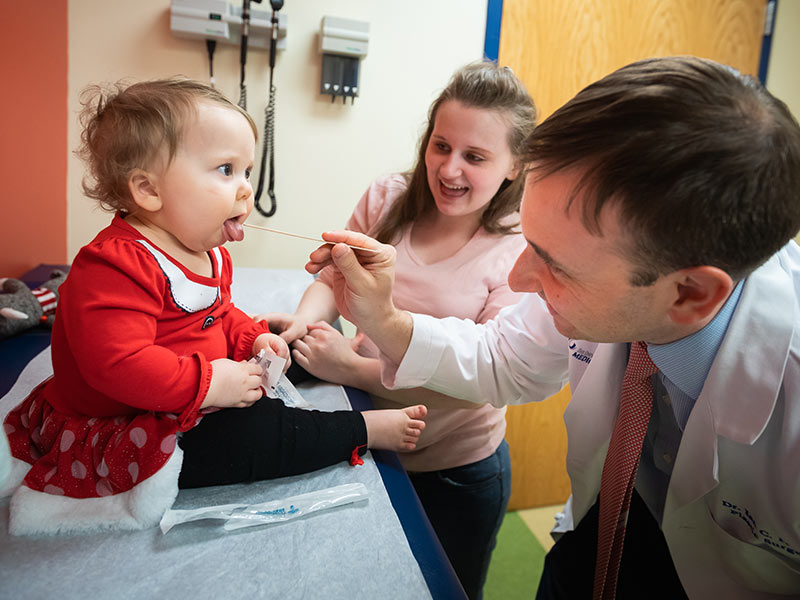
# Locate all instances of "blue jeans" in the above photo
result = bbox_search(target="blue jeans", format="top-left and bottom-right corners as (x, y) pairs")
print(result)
(408, 439), (512, 600)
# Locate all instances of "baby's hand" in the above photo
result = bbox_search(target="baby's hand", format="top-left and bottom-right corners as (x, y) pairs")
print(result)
(254, 312), (309, 344)
(253, 332), (291, 371)
(202, 358), (264, 409)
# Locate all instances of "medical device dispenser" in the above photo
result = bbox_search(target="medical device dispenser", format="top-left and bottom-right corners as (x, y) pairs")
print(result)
(319, 16), (369, 103)
(170, 0), (287, 50)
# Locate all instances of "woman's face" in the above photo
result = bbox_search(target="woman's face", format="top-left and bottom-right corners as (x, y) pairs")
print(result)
(424, 100), (517, 222)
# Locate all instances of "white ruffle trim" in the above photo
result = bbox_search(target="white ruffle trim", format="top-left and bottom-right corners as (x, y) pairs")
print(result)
(6, 447), (183, 536)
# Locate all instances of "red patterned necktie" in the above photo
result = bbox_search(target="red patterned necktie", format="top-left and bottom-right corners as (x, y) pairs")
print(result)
(593, 341), (658, 600)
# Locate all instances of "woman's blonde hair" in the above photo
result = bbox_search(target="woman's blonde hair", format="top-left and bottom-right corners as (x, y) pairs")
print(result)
(77, 77), (256, 213)
(372, 62), (537, 243)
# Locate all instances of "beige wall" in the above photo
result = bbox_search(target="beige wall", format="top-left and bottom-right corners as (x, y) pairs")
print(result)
(67, 0), (486, 269)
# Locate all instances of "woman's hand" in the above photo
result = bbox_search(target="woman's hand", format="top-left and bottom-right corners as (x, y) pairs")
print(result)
(253, 312), (309, 344)
(291, 321), (365, 386)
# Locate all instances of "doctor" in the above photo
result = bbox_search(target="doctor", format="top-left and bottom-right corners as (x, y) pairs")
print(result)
(307, 56), (800, 599)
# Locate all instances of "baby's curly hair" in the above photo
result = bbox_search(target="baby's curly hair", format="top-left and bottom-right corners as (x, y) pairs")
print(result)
(77, 77), (257, 213)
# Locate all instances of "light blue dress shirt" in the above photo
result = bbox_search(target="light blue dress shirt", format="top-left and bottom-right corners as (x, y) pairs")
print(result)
(634, 279), (744, 523)
(648, 279), (744, 430)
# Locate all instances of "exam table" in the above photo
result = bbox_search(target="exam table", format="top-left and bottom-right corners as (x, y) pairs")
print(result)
(0, 264), (466, 600)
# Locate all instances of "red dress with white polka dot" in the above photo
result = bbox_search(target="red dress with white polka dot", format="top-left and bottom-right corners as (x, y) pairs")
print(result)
(3, 215), (269, 499)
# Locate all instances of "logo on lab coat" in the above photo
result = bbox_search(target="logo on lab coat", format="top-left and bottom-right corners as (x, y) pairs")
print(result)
(722, 500), (799, 557)
(569, 341), (593, 364)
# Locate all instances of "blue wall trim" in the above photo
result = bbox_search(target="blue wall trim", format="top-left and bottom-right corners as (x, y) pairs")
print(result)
(484, 0), (504, 62)
(758, 0), (777, 85)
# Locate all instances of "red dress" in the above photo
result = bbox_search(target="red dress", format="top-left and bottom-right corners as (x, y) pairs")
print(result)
(3, 215), (268, 510)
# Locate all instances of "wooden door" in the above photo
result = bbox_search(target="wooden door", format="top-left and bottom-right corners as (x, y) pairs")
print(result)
(499, 0), (767, 510)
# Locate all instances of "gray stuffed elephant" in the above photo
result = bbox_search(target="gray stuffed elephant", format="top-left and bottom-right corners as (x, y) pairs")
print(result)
(0, 269), (67, 339)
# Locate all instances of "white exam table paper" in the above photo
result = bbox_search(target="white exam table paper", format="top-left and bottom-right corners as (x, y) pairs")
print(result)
(0, 265), (433, 600)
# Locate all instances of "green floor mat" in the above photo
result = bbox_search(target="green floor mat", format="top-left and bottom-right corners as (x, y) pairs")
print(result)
(484, 511), (547, 599)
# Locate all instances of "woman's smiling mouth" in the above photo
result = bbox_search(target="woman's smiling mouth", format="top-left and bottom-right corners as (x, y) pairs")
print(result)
(439, 179), (468, 198)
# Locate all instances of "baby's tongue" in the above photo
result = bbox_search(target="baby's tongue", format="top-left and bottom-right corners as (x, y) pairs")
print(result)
(224, 219), (244, 242)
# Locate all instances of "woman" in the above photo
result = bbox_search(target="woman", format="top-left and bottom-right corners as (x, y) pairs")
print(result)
(258, 62), (536, 599)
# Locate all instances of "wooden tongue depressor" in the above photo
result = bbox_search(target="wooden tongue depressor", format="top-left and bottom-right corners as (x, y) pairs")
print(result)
(242, 223), (379, 253)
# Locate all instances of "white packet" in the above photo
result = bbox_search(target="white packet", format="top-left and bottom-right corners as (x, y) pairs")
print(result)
(160, 503), (245, 534)
(159, 482), (369, 534)
(265, 373), (311, 408)
(249, 350), (311, 408)
(224, 482), (369, 531)
(249, 349), (285, 389)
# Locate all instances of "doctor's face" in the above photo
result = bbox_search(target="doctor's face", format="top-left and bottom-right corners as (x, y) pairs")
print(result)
(508, 170), (679, 344)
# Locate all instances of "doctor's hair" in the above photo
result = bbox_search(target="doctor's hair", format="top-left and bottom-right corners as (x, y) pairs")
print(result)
(371, 61), (537, 244)
(77, 77), (257, 213)
(524, 55), (800, 286)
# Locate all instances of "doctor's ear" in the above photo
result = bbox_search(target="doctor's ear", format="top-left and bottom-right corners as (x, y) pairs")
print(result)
(667, 266), (734, 326)
(128, 169), (162, 212)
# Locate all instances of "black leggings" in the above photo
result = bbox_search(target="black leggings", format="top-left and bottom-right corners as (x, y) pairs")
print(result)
(177, 396), (367, 489)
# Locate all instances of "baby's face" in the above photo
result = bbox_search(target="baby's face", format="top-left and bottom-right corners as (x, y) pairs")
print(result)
(151, 101), (256, 254)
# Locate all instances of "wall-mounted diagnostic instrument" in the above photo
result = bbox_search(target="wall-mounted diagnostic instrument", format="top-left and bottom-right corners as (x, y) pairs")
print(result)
(170, 0), (287, 50)
(319, 16), (369, 104)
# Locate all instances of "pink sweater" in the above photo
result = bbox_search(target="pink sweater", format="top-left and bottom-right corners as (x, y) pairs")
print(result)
(319, 174), (526, 471)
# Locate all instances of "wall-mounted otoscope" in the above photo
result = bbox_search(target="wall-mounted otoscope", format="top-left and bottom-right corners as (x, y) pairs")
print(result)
(253, 0), (284, 218)
(237, 0), (255, 108)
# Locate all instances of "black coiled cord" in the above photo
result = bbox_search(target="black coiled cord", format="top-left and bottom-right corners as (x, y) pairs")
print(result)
(254, 83), (277, 217)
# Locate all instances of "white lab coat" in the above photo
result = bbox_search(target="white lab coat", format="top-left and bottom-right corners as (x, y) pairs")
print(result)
(387, 242), (800, 598)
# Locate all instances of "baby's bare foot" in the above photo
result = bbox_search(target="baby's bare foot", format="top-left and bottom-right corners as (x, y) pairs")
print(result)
(363, 405), (427, 452)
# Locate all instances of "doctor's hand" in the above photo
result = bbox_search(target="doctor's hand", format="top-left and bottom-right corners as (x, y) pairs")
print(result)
(305, 230), (413, 365)
(253, 312), (309, 344)
(306, 231), (396, 331)
(291, 321), (365, 386)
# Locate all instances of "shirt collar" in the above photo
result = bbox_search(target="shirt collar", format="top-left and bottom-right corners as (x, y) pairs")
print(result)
(647, 279), (744, 399)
